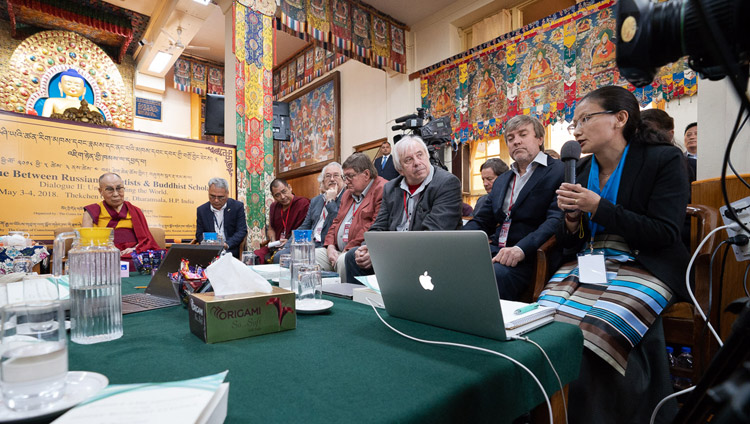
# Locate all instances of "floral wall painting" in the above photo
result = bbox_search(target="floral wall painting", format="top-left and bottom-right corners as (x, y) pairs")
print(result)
(276, 71), (340, 179)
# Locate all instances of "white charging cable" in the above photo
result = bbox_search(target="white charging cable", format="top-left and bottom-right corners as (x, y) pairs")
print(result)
(511, 335), (568, 424)
(685, 223), (736, 348)
(366, 298), (553, 423)
(649, 385), (695, 424)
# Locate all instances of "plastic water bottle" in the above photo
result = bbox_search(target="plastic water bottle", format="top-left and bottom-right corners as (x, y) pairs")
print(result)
(666, 346), (676, 367)
(57, 228), (123, 344)
(676, 347), (694, 370)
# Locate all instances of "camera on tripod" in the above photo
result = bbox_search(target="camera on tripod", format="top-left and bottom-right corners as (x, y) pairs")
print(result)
(391, 108), (453, 170)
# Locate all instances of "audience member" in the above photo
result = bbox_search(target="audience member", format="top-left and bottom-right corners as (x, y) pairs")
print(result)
(684, 122), (698, 183)
(274, 162), (346, 262)
(318, 153), (386, 283)
(255, 179), (310, 263)
(82, 173), (160, 265)
(538, 86), (689, 423)
(349, 136), (463, 282)
(463, 115), (563, 300)
(473, 157), (509, 215)
(195, 177), (248, 258)
(373, 140), (399, 180)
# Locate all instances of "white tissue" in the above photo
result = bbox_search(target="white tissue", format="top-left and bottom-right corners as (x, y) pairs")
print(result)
(205, 253), (273, 296)
(4, 235), (27, 248)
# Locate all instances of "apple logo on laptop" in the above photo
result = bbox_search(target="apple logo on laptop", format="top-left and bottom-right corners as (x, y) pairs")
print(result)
(419, 271), (434, 290)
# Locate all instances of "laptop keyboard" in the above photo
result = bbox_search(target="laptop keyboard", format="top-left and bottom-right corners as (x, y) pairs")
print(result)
(122, 293), (179, 308)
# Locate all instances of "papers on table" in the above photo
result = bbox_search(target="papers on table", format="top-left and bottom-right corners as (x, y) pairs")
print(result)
(53, 371), (229, 424)
(8, 275), (70, 302)
(354, 275), (380, 293)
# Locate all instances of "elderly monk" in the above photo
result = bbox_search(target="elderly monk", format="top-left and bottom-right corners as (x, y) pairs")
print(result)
(82, 173), (160, 259)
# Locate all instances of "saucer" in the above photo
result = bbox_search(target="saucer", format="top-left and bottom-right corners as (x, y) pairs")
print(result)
(0, 371), (108, 423)
(296, 299), (333, 314)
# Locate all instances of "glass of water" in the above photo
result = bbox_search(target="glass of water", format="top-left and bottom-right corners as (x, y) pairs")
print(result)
(296, 264), (322, 302)
(278, 254), (292, 290)
(241, 251), (257, 266)
(1, 301), (67, 411)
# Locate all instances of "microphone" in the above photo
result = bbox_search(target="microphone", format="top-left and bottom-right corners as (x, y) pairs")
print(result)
(391, 124), (405, 131)
(560, 140), (581, 184)
(395, 114), (418, 123)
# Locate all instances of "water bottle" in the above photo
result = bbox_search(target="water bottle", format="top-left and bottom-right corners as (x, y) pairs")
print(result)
(290, 230), (314, 294)
(676, 347), (694, 370)
(54, 228), (123, 344)
(666, 346), (676, 368)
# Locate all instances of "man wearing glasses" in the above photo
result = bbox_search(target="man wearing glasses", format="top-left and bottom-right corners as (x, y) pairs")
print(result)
(464, 115), (563, 300)
(82, 172), (161, 260)
(318, 153), (387, 283)
(195, 177), (248, 258)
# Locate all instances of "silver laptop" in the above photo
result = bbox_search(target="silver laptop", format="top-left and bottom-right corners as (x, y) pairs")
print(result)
(366, 231), (524, 341)
(122, 244), (222, 314)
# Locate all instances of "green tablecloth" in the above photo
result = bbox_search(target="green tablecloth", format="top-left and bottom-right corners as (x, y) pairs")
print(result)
(68, 274), (583, 423)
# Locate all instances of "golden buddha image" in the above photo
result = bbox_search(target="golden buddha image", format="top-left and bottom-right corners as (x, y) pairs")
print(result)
(591, 30), (616, 67)
(41, 69), (101, 118)
(528, 50), (553, 84)
(477, 70), (497, 99)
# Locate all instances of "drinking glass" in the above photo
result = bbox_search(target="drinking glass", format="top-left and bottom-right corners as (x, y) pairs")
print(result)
(11, 256), (33, 274)
(278, 254), (292, 290)
(296, 264), (322, 302)
(1, 301), (67, 411)
(241, 251), (257, 266)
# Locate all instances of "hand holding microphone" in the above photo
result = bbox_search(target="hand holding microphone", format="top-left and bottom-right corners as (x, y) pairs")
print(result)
(556, 140), (601, 219)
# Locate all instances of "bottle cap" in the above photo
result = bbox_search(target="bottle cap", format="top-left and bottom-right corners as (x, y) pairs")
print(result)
(293, 229), (312, 242)
(666, 347), (673, 354)
(681, 347), (691, 353)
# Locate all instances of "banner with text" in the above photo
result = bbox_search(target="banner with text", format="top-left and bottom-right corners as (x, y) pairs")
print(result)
(0, 112), (236, 241)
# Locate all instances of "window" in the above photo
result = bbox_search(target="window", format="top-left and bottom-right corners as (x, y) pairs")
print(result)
(467, 137), (510, 207)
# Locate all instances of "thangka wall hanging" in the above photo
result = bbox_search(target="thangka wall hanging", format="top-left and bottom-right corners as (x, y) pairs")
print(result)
(420, 0), (697, 145)
(234, 0), (275, 250)
(173, 57), (225, 96)
(1, 30), (133, 129)
(277, 0), (407, 73)
(273, 45), (346, 99)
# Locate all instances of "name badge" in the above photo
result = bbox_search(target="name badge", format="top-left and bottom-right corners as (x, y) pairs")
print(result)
(342, 223), (351, 243)
(497, 218), (511, 247)
(577, 253), (608, 285)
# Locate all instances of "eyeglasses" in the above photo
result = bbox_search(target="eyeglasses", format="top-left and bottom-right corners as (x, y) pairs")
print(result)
(567, 110), (615, 134)
(209, 195), (227, 201)
(103, 186), (124, 194)
(324, 173), (342, 180)
(343, 171), (360, 181)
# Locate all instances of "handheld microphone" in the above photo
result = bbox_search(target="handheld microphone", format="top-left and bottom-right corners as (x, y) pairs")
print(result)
(395, 113), (418, 123)
(560, 140), (581, 185)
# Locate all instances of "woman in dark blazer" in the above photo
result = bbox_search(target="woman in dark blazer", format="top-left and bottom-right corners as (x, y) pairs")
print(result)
(538, 86), (690, 423)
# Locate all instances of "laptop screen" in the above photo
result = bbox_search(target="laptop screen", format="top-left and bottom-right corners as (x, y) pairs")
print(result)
(145, 244), (223, 298)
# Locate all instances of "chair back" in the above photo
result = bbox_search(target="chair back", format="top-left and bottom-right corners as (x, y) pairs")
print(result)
(148, 227), (167, 250)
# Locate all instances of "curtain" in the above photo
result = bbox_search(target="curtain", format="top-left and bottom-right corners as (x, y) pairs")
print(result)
(470, 10), (511, 48)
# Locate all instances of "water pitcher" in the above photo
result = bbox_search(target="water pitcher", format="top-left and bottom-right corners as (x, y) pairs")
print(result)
(53, 228), (123, 344)
(290, 230), (314, 294)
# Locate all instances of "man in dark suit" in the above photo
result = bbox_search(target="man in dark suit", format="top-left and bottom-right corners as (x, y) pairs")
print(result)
(274, 162), (346, 263)
(195, 177), (248, 258)
(683, 122), (697, 183)
(373, 140), (399, 180)
(464, 115), (563, 300)
(349, 135), (463, 283)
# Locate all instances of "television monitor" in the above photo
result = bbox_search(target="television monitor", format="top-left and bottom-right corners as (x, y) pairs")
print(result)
(273, 101), (290, 141)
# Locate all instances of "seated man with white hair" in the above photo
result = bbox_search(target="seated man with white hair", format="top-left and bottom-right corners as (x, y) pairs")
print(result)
(195, 177), (248, 258)
(348, 135), (463, 283)
(274, 162), (346, 263)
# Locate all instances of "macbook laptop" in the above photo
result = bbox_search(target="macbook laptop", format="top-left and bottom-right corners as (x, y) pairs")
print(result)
(365, 231), (552, 341)
(122, 244), (223, 314)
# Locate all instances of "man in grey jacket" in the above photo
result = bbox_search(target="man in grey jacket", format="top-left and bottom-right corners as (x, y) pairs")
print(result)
(347, 135), (463, 282)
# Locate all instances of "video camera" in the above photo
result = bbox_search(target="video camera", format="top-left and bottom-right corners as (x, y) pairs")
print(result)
(390, 108), (453, 170)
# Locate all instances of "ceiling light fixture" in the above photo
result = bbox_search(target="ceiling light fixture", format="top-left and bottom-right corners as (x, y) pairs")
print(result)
(148, 51), (174, 73)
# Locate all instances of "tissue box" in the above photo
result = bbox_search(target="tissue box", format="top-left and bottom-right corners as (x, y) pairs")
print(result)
(188, 287), (296, 344)
(120, 261), (129, 278)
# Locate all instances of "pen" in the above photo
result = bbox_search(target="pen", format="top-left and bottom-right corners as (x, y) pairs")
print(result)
(514, 303), (539, 315)
(134, 286), (147, 289)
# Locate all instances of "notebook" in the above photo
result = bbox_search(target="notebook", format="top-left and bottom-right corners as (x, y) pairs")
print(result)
(122, 244), (223, 315)
(364, 231), (554, 341)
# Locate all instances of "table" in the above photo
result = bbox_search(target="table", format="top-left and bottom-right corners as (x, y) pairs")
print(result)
(69, 275), (583, 423)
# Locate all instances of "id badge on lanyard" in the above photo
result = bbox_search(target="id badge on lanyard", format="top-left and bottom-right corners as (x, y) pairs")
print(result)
(342, 223), (351, 243)
(577, 241), (607, 285)
(497, 218), (511, 247)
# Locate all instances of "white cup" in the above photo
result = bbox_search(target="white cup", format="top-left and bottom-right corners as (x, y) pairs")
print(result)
(0, 301), (68, 411)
